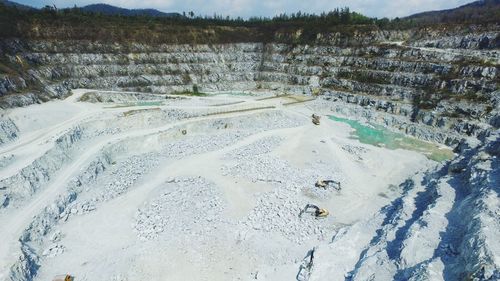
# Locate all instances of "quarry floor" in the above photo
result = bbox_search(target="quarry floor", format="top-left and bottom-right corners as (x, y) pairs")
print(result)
(0, 89), (437, 281)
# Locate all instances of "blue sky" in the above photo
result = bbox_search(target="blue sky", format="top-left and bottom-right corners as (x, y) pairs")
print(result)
(13, 0), (473, 18)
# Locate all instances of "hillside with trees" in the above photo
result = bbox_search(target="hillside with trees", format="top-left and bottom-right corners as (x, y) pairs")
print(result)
(0, 0), (498, 44)
(405, 0), (500, 25)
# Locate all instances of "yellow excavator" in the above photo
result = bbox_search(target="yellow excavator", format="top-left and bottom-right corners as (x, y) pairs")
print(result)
(316, 179), (341, 191)
(299, 204), (329, 218)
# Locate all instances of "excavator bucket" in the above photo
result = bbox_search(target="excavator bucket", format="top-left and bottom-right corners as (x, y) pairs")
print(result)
(299, 204), (329, 218)
(315, 180), (327, 188)
(316, 209), (329, 218)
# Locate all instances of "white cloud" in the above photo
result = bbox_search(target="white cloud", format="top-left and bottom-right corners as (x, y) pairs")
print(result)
(17, 0), (474, 18)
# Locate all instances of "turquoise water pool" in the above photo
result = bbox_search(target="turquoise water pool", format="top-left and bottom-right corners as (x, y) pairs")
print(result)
(329, 115), (454, 162)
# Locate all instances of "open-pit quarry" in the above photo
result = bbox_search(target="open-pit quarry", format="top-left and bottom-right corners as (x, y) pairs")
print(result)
(0, 17), (499, 281)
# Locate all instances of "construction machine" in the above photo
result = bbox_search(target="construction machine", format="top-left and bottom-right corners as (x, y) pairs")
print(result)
(299, 204), (329, 218)
(316, 179), (341, 191)
(312, 114), (320, 125)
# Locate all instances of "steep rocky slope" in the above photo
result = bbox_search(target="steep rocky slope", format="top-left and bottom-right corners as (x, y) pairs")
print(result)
(1, 27), (498, 145)
(299, 131), (499, 281)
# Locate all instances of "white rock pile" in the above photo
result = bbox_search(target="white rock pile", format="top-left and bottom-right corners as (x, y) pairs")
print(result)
(133, 177), (226, 240)
(341, 144), (368, 161)
(42, 243), (65, 258)
(220, 137), (344, 243)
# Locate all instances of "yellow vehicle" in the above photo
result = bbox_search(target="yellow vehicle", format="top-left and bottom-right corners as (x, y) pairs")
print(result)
(316, 208), (329, 218)
(299, 204), (329, 218)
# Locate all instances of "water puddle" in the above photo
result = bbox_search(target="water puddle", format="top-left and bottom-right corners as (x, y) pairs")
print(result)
(329, 115), (454, 162)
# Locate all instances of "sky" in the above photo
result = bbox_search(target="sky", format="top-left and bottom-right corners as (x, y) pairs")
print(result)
(13, 0), (473, 18)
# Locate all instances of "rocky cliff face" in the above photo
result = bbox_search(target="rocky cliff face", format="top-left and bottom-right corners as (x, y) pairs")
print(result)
(0, 117), (18, 145)
(1, 27), (497, 144)
(301, 131), (499, 281)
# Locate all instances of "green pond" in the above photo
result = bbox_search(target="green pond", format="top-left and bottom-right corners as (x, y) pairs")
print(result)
(329, 115), (454, 162)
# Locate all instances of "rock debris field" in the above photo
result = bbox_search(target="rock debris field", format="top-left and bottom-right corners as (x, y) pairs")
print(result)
(0, 89), (497, 281)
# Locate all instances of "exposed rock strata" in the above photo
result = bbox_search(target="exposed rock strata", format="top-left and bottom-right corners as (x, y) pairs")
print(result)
(1, 30), (497, 146)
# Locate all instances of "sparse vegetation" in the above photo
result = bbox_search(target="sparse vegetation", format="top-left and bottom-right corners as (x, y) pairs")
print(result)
(412, 87), (453, 110)
(403, 0), (500, 26)
(170, 90), (208, 97)
(337, 70), (390, 85)
(455, 57), (497, 68)
(182, 73), (192, 84)
(78, 92), (92, 102)
(171, 84), (208, 96)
